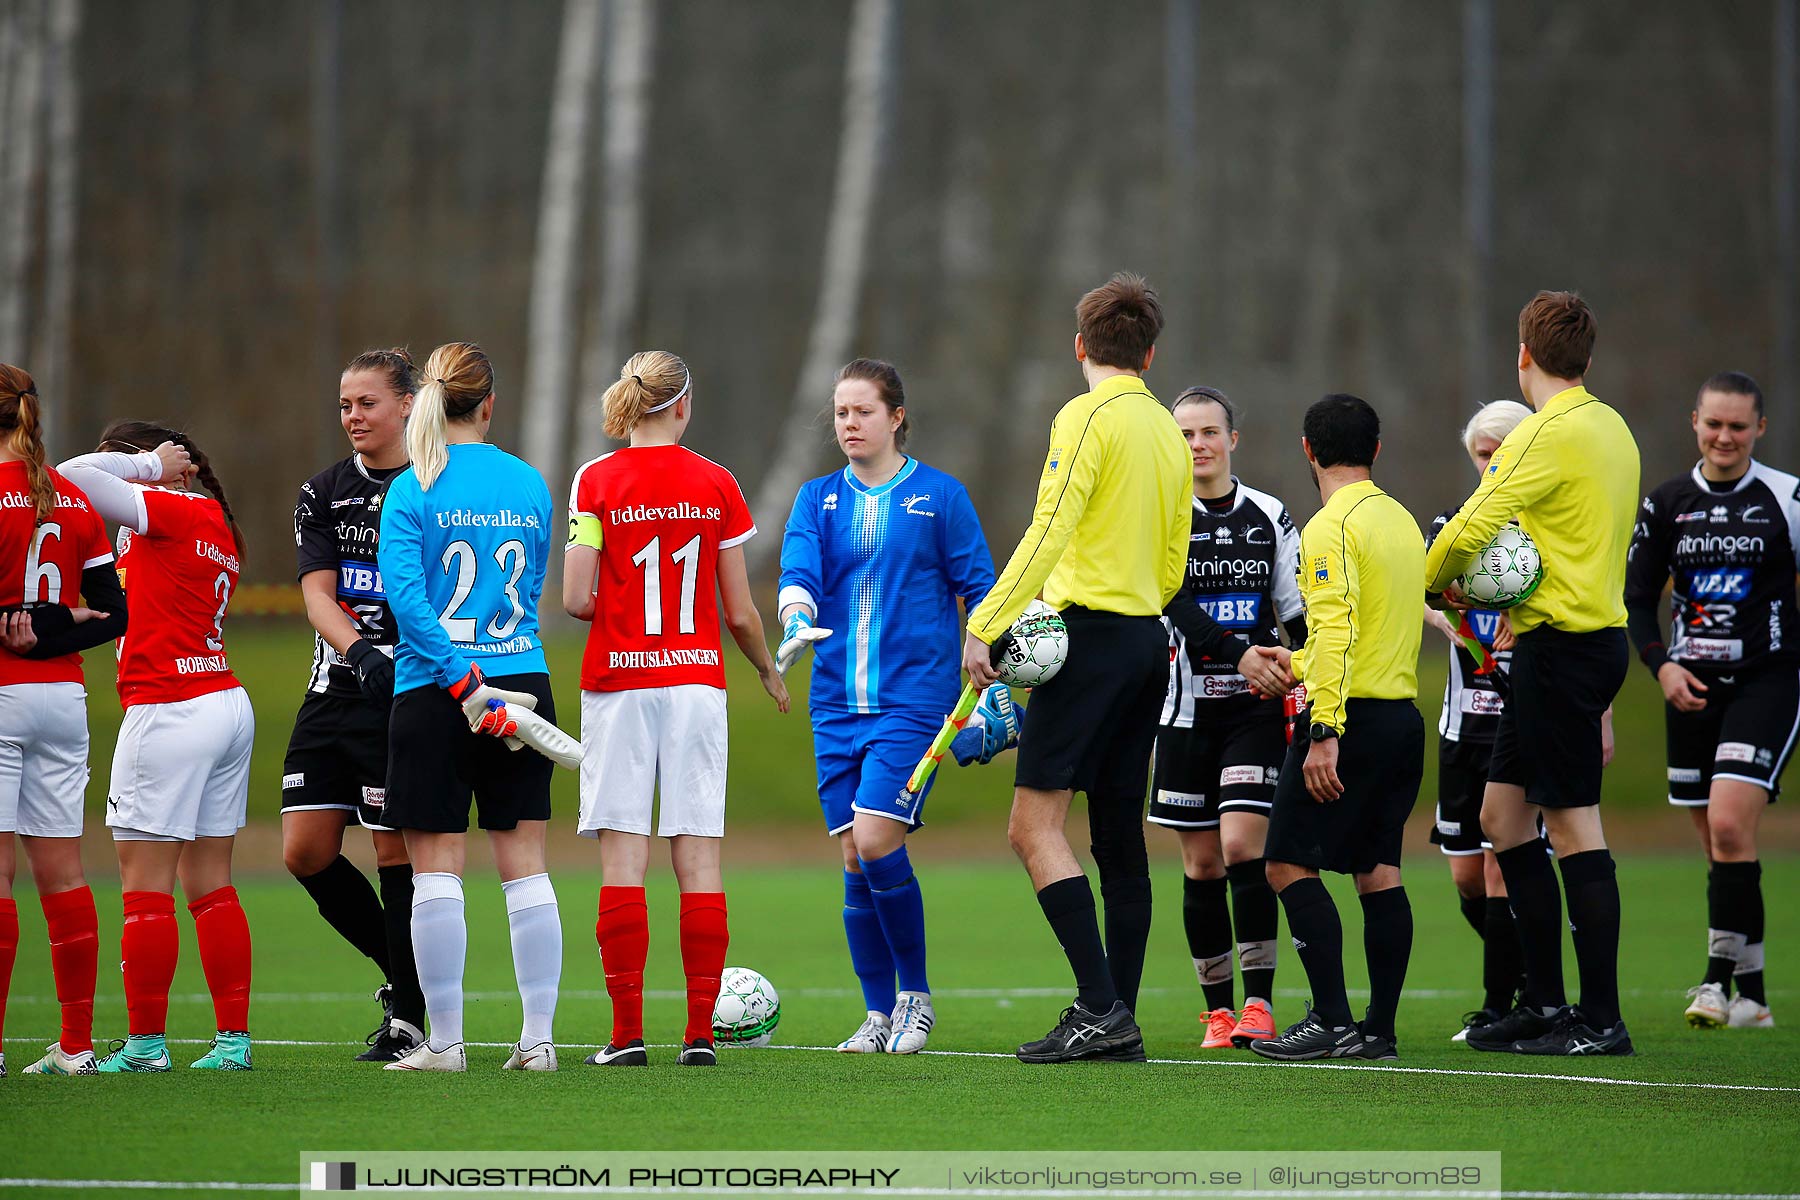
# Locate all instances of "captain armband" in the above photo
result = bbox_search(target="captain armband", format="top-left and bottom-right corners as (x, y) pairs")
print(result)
(566, 512), (604, 551)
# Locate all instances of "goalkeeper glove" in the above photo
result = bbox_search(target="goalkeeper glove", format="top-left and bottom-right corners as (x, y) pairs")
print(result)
(951, 682), (1024, 766)
(447, 663), (539, 741)
(344, 638), (395, 707)
(776, 609), (833, 676)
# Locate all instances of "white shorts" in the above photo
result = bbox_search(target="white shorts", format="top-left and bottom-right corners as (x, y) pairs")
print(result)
(578, 685), (727, 838)
(0, 682), (91, 838)
(107, 686), (255, 842)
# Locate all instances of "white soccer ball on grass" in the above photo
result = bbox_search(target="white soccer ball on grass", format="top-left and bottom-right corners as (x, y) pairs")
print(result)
(712, 966), (781, 1048)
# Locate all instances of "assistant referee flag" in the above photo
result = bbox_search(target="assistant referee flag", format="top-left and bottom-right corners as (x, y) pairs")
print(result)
(967, 374), (1189, 643)
(1290, 479), (1424, 734)
(1425, 385), (1639, 634)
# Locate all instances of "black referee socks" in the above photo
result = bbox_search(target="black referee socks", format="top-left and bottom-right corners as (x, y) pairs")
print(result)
(1558, 849), (1622, 1029)
(1708, 860), (1765, 1004)
(1101, 876), (1153, 1015)
(1035, 876), (1118, 1013)
(1276, 876), (1353, 1028)
(1459, 894), (1486, 938)
(1183, 875), (1234, 1011)
(1482, 896), (1525, 1013)
(377, 864), (426, 1028)
(1359, 886), (1412, 1043)
(297, 855), (389, 971)
(1495, 839), (1566, 1012)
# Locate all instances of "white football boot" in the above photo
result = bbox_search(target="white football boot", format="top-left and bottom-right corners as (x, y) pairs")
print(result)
(836, 1011), (891, 1053)
(502, 1041), (557, 1071)
(1727, 994), (1774, 1029)
(22, 1043), (98, 1075)
(384, 1041), (467, 1072)
(887, 992), (936, 1054)
(1684, 982), (1729, 1029)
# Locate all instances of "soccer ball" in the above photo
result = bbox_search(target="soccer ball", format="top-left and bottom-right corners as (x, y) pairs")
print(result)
(1457, 524), (1543, 609)
(712, 966), (781, 1048)
(995, 599), (1068, 688)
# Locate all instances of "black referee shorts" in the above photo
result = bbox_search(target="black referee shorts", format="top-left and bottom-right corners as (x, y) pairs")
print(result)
(1265, 699), (1423, 876)
(1488, 626), (1628, 810)
(384, 672), (556, 833)
(281, 691), (393, 830)
(1014, 606), (1166, 798)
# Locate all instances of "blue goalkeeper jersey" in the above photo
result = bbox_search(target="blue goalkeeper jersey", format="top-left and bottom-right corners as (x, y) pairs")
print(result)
(379, 442), (553, 693)
(780, 458), (994, 715)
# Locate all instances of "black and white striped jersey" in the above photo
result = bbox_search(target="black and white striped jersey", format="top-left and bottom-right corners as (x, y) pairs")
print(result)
(1430, 509), (1510, 744)
(1160, 480), (1305, 728)
(294, 454), (404, 697)
(1626, 460), (1800, 672)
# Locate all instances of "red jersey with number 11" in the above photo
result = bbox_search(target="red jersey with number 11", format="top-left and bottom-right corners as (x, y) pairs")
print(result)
(0, 461), (114, 686)
(114, 487), (242, 707)
(568, 445), (756, 692)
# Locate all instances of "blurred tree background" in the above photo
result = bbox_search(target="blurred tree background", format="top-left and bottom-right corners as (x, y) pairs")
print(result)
(0, 0), (1794, 584)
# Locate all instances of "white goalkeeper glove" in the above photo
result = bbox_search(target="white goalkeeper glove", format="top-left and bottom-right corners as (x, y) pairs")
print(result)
(776, 609), (833, 676)
(448, 664), (538, 748)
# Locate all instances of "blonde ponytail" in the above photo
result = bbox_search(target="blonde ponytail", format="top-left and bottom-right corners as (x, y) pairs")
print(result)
(0, 365), (54, 522)
(601, 350), (690, 440)
(409, 342), (494, 491)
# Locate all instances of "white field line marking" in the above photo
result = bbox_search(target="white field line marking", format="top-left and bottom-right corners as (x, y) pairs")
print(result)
(26, 1034), (1797, 1095)
(2, 1184), (1798, 1199)
(8, 985), (1775, 1006)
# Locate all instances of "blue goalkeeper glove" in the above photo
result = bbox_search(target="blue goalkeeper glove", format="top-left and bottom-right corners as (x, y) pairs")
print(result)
(951, 682), (1024, 766)
(776, 609), (833, 676)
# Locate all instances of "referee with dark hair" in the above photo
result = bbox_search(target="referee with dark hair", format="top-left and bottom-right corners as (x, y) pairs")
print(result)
(1426, 290), (1640, 1056)
(963, 272), (1190, 1064)
(1251, 394), (1426, 1062)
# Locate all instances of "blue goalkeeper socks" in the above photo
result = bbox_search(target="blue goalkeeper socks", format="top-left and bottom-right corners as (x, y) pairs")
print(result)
(842, 870), (896, 1014)
(861, 845), (929, 996)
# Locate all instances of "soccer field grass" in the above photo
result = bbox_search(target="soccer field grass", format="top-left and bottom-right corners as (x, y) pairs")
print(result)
(3, 857), (1798, 1197)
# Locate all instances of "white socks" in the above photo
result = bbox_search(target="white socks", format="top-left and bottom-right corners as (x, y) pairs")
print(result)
(503, 872), (562, 1048)
(411, 872), (467, 1051)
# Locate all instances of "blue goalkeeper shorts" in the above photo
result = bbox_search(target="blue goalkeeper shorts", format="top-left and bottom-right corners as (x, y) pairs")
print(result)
(812, 707), (944, 834)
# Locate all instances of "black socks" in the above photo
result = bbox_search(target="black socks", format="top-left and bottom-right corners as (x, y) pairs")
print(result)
(377, 864), (425, 1027)
(1182, 875), (1233, 1010)
(1495, 839), (1565, 1011)
(1036, 876), (1118, 1013)
(1559, 849), (1622, 1029)
(1482, 896), (1525, 1013)
(1099, 876), (1153, 1015)
(1708, 860), (1765, 1004)
(1277, 876), (1352, 1028)
(1227, 858), (1279, 1003)
(297, 855), (389, 969)
(1359, 886), (1412, 1042)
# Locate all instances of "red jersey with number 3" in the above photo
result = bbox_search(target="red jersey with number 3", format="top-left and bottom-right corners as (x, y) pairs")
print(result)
(114, 487), (242, 707)
(0, 461), (114, 686)
(568, 445), (756, 692)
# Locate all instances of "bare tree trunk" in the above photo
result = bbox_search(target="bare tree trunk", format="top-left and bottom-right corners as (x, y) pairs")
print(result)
(1165, 0), (1199, 328)
(0, 0), (46, 363)
(1775, 0), (1797, 462)
(309, 0), (343, 466)
(520, 0), (605, 487)
(574, 0), (657, 454)
(1462, 0), (1495, 420)
(746, 0), (897, 571)
(33, 0), (78, 451)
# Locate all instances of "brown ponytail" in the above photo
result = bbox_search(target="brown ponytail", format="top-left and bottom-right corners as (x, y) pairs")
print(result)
(0, 364), (56, 522)
(97, 419), (247, 558)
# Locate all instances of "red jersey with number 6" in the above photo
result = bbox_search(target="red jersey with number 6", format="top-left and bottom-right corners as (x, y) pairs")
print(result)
(568, 445), (755, 692)
(0, 461), (114, 686)
(114, 487), (242, 707)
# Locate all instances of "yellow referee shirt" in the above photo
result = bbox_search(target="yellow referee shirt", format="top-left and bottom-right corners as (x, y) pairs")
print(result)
(1424, 385), (1640, 634)
(1291, 479), (1424, 734)
(967, 373), (1190, 643)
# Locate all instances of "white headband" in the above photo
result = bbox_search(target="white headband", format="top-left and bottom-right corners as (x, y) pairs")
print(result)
(643, 371), (691, 416)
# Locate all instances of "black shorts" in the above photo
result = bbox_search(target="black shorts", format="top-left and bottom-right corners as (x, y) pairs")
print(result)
(1432, 737), (1494, 855)
(282, 692), (393, 831)
(1148, 705), (1287, 829)
(1665, 662), (1800, 806)
(1488, 626), (1628, 809)
(1014, 607), (1166, 798)
(384, 673), (556, 833)
(1265, 699), (1423, 875)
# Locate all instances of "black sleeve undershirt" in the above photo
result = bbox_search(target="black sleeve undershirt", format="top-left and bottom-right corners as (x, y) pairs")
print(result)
(1164, 587), (1251, 668)
(21, 563), (129, 658)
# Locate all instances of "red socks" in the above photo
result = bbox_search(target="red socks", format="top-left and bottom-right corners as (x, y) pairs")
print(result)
(121, 890), (178, 1036)
(596, 885), (648, 1047)
(188, 886), (252, 1033)
(0, 897), (17, 1047)
(679, 892), (729, 1045)
(41, 886), (97, 1054)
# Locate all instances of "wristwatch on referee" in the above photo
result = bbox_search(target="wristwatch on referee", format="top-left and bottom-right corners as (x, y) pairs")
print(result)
(1308, 722), (1339, 743)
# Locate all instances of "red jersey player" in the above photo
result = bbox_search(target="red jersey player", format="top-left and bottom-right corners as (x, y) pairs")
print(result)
(563, 349), (787, 1068)
(0, 365), (130, 1078)
(60, 420), (257, 1073)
